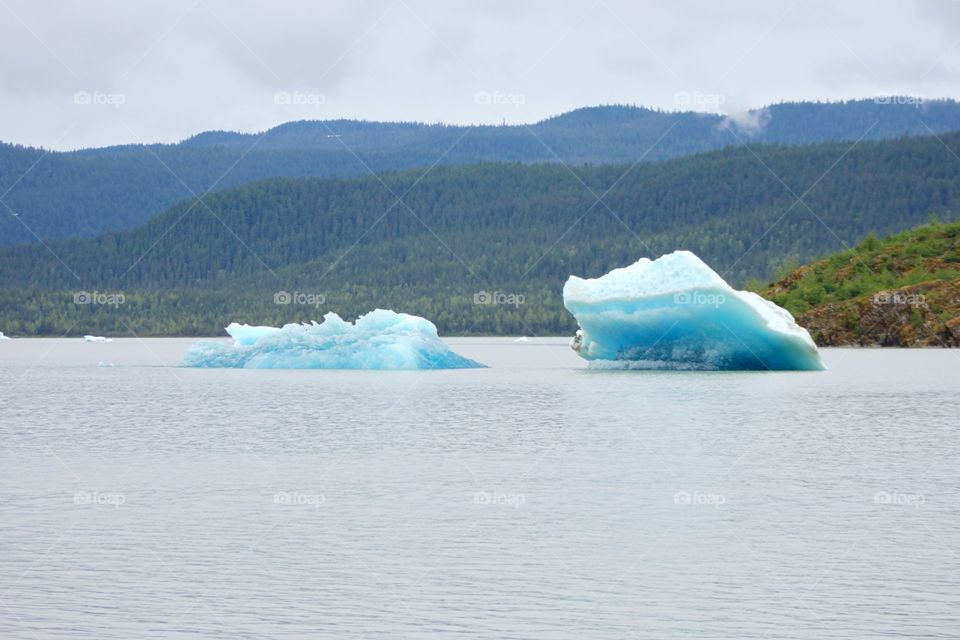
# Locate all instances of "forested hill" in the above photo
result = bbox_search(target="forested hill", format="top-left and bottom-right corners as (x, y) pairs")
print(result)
(1, 132), (960, 336)
(2, 98), (960, 246)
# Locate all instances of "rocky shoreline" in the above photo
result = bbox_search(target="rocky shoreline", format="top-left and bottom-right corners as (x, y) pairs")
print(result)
(794, 279), (960, 347)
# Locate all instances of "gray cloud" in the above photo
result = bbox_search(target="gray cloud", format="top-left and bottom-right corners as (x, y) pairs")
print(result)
(1, 0), (958, 150)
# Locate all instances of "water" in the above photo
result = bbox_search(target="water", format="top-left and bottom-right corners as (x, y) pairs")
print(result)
(1, 338), (958, 638)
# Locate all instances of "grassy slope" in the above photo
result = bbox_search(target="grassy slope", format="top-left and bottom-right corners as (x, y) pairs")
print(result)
(762, 220), (960, 346)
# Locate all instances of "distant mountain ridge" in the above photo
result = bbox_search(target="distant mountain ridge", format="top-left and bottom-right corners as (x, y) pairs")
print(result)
(1, 98), (959, 247)
(173, 100), (954, 152)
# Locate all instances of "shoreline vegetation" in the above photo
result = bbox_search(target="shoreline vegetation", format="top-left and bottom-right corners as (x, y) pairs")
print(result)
(4, 220), (959, 346)
(758, 220), (960, 347)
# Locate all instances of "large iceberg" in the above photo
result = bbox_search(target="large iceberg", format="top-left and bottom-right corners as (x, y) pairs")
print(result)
(563, 251), (824, 371)
(181, 309), (485, 369)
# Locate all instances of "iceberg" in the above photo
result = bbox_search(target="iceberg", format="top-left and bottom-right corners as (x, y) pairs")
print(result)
(181, 309), (485, 369)
(0, 331), (9, 340)
(563, 251), (824, 371)
(84, 335), (113, 343)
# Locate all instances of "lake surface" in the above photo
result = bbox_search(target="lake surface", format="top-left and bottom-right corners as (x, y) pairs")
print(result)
(1, 338), (958, 638)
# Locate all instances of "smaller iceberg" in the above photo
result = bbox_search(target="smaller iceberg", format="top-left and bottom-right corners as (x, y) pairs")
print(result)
(0, 331), (9, 340)
(182, 309), (485, 370)
(563, 251), (824, 371)
(84, 335), (113, 343)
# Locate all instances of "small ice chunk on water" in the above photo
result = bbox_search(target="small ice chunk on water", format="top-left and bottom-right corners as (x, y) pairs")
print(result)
(181, 309), (485, 370)
(0, 331), (9, 340)
(563, 250), (824, 371)
(84, 335), (113, 343)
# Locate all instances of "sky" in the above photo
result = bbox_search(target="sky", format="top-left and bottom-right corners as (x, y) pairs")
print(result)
(1, 0), (959, 150)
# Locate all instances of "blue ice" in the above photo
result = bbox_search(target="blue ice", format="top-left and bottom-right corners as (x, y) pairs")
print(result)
(563, 251), (824, 371)
(181, 309), (485, 370)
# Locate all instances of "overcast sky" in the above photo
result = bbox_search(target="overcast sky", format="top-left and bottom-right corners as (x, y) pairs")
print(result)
(1, 0), (958, 150)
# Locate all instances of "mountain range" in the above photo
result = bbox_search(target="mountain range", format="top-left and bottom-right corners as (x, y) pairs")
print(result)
(2, 98), (959, 247)
(2, 129), (959, 336)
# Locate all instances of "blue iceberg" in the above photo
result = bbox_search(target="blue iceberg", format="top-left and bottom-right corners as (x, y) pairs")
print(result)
(563, 251), (824, 371)
(181, 309), (485, 369)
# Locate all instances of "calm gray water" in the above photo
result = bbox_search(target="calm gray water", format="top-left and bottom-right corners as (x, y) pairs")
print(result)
(1, 338), (958, 639)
